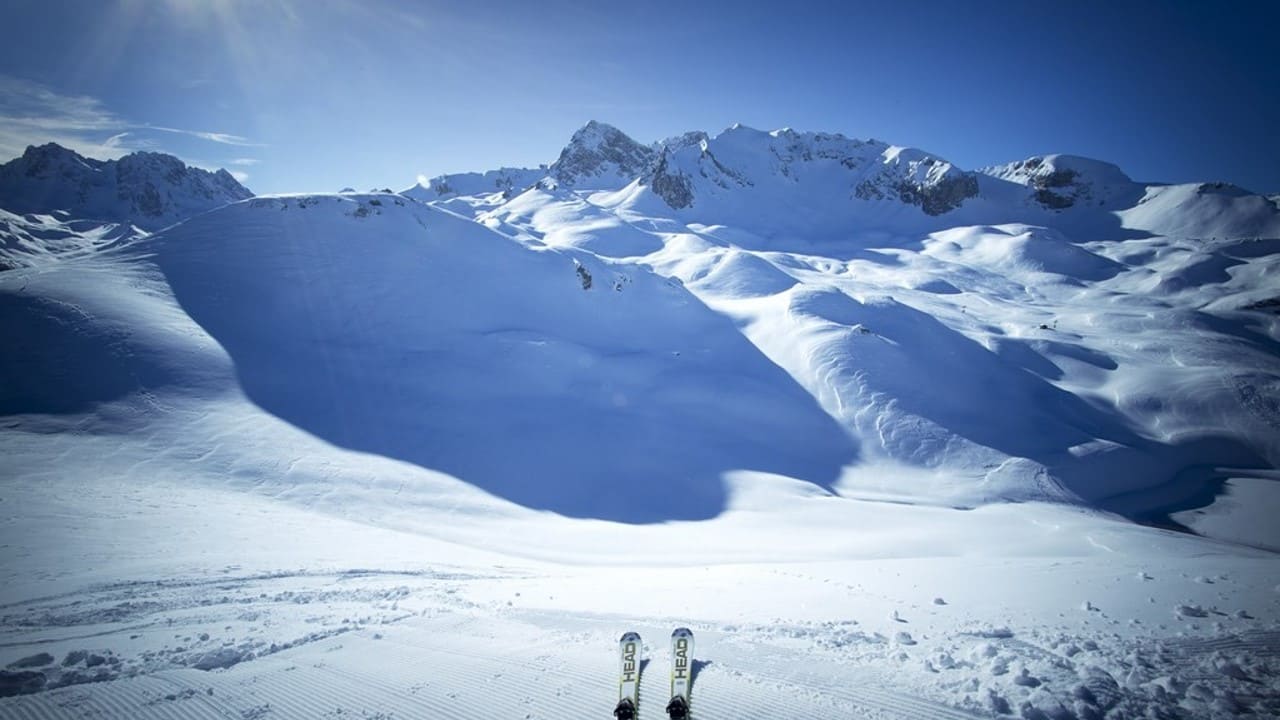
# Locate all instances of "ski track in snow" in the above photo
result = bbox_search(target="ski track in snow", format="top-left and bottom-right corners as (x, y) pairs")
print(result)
(0, 573), (986, 719)
(3, 564), (1279, 718)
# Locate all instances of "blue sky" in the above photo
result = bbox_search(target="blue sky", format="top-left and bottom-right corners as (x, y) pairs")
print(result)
(1, 0), (1277, 194)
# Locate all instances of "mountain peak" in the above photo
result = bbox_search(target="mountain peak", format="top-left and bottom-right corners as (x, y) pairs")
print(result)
(562, 120), (635, 153)
(16, 142), (104, 177)
(0, 143), (253, 230)
(576, 118), (619, 134)
(550, 121), (655, 189)
(982, 154), (1140, 210)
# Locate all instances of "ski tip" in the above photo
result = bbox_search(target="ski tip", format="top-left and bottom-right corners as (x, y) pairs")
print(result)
(672, 627), (693, 638)
(620, 631), (641, 642)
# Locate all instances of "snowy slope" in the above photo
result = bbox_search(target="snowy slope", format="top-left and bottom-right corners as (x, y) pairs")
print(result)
(145, 193), (854, 522)
(0, 143), (252, 231)
(1120, 182), (1280, 239)
(3, 123), (1280, 718)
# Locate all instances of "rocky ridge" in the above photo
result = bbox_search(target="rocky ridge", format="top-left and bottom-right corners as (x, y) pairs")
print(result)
(0, 144), (253, 231)
(415, 121), (985, 218)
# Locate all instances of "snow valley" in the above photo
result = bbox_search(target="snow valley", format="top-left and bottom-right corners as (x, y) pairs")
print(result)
(1, 123), (1278, 719)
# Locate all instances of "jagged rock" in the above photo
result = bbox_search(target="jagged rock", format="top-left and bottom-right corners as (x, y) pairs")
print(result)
(408, 122), (980, 219)
(898, 172), (980, 216)
(648, 150), (694, 209)
(642, 125), (978, 217)
(661, 130), (710, 152)
(549, 121), (655, 188)
(982, 154), (1138, 210)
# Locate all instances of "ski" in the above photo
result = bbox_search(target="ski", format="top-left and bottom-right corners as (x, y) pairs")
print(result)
(667, 627), (694, 719)
(614, 631), (641, 720)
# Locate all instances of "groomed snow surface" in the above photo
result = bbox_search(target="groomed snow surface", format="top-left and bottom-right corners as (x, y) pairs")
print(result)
(3, 134), (1280, 719)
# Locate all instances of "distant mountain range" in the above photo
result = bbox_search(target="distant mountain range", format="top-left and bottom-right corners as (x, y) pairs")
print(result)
(3, 123), (1277, 241)
(0, 143), (252, 232)
(407, 121), (1280, 240)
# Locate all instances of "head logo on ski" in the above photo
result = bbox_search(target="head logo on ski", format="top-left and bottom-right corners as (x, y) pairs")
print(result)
(614, 631), (642, 720)
(667, 627), (694, 719)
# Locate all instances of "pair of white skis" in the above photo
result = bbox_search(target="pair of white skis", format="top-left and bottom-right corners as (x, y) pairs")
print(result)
(614, 627), (694, 720)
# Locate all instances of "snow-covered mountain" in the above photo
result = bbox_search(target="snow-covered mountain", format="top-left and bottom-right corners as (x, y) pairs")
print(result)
(551, 119), (657, 189)
(643, 125), (978, 218)
(0, 143), (252, 231)
(980, 154), (1143, 210)
(410, 121), (1280, 243)
(405, 121), (655, 202)
(410, 123), (983, 232)
(3, 124), (1280, 718)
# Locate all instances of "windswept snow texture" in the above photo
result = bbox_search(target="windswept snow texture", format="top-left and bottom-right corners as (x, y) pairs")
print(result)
(3, 122), (1280, 718)
(0, 209), (140, 270)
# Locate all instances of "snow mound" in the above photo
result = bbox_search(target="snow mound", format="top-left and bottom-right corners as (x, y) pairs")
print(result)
(783, 287), (1130, 486)
(924, 225), (1123, 281)
(480, 187), (666, 257)
(690, 248), (798, 297)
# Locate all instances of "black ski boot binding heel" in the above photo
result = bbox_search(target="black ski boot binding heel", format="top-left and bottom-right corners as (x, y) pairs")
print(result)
(666, 695), (690, 719)
(613, 697), (637, 720)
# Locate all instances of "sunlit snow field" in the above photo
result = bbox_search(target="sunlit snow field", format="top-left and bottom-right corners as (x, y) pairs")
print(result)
(3, 128), (1280, 718)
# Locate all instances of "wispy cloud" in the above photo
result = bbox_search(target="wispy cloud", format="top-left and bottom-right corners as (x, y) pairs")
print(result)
(148, 125), (266, 147)
(228, 157), (260, 166)
(104, 131), (131, 149)
(0, 75), (264, 165)
(0, 75), (131, 160)
(103, 131), (160, 152)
